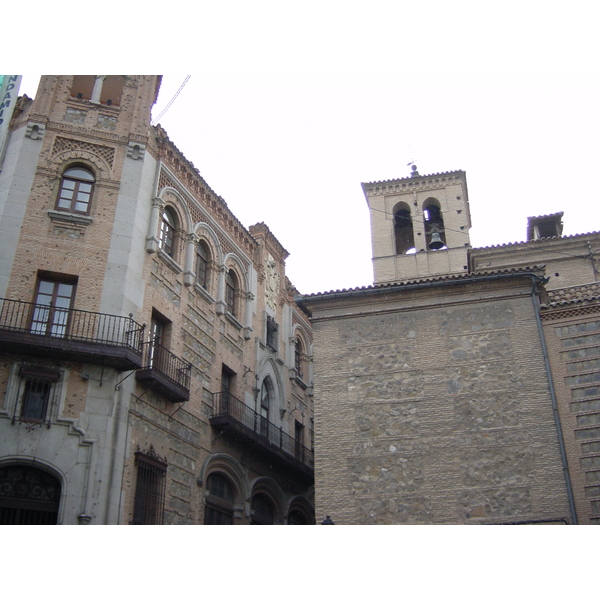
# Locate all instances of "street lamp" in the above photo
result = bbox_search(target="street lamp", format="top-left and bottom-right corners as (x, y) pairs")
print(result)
(321, 515), (335, 525)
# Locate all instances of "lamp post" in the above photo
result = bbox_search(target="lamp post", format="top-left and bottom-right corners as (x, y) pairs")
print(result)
(321, 515), (335, 525)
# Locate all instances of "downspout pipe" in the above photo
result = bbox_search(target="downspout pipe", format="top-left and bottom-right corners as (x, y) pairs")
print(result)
(530, 275), (578, 524)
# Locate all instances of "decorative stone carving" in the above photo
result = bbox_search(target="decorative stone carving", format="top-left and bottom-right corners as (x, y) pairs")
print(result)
(151, 197), (165, 210)
(127, 141), (146, 160)
(265, 254), (280, 311)
(25, 122), (45, 140)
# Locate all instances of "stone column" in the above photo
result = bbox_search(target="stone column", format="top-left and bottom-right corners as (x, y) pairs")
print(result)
(91, 76), (105, 104)
(146, 197), (164, 253)
(243, 292), (254, 340)
(183, 233), (199, 287)
(215, 265), (227, 315)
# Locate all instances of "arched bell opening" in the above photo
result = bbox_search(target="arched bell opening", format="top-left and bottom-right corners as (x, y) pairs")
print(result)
(423, 199), (447, 250)
(393, 202), (416, 255)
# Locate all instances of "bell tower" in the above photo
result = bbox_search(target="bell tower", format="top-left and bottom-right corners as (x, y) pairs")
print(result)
(362, 167), (472, 285)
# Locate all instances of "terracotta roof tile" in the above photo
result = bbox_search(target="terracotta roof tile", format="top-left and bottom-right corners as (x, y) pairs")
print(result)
(299, 265), (546, 299)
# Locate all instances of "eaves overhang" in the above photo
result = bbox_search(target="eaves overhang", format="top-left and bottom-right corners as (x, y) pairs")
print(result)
(296, 266), (547, 314)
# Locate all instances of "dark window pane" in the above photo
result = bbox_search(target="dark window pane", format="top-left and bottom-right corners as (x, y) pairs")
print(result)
(21, 379), (51, 421)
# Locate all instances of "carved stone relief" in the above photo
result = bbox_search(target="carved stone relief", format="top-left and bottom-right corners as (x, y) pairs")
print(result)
(265, 254), (280, 311)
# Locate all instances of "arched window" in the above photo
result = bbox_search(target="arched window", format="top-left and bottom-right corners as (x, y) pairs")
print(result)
(259, 378), (271, 437)
(393, 203), (416, 254)
(159, 208), (177, 258)
(204, 472), (235, 525)
(287, 497), (315, 525)
(0, 465), (61, 525)
(295, 337), (304, 380)
(55, 166), (95, 214)
(423, 199), (446, 250)
(196, 241), (211, 290)
(225, 269), (238, 316)
(288, 509), (309, 525)
(251, 493), (274, 525)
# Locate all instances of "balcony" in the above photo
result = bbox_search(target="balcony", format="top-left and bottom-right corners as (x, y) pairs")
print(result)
(0, 297), (144, 371)
(135, 341), (191, 403)
(210, 392), (314, 481)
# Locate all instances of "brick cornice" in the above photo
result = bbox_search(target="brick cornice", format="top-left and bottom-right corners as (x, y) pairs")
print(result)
(362, 170), (466, 197)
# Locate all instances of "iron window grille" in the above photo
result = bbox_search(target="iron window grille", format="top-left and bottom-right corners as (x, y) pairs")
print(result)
(266, 316), (278, 351)
(132, 450), (167, 525)
(13, 366), (61, 427)
(0, 465), (61, 525)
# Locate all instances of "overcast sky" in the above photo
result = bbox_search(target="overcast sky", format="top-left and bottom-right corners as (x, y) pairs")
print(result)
(16, 1), (600, 296)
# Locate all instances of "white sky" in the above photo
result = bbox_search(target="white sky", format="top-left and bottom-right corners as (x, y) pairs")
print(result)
(14, 1), (600, 296)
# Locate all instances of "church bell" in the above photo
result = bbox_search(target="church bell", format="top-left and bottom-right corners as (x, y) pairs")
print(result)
(429, 232), (445, 250)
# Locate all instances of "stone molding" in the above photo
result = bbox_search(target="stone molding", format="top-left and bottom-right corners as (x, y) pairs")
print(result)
(363, 173), (465, 197)
(47, 209), (93, 226)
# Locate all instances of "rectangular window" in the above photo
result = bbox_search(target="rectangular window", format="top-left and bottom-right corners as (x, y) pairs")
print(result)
(30, 275), (77, 337)
(18, 366), (61, 424)
(21, 379), (51, 422)
(132, 452), (167, 525)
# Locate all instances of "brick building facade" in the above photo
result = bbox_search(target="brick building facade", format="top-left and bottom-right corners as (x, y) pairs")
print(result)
(0, 76), (314, 524)
(2, 77), (597, 525)
(298, 169), (599, 524)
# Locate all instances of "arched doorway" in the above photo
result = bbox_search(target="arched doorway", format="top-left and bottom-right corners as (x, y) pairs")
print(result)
(0, 464), (61, 525)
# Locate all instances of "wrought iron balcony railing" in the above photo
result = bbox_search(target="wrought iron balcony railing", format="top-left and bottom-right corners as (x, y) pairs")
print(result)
(135, 341), (192, 403)
(0, 297), (145, 370)
(210, 391), (314, 473)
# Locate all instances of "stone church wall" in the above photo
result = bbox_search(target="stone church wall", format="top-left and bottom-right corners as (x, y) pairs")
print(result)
(309, 280), (572, 524)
